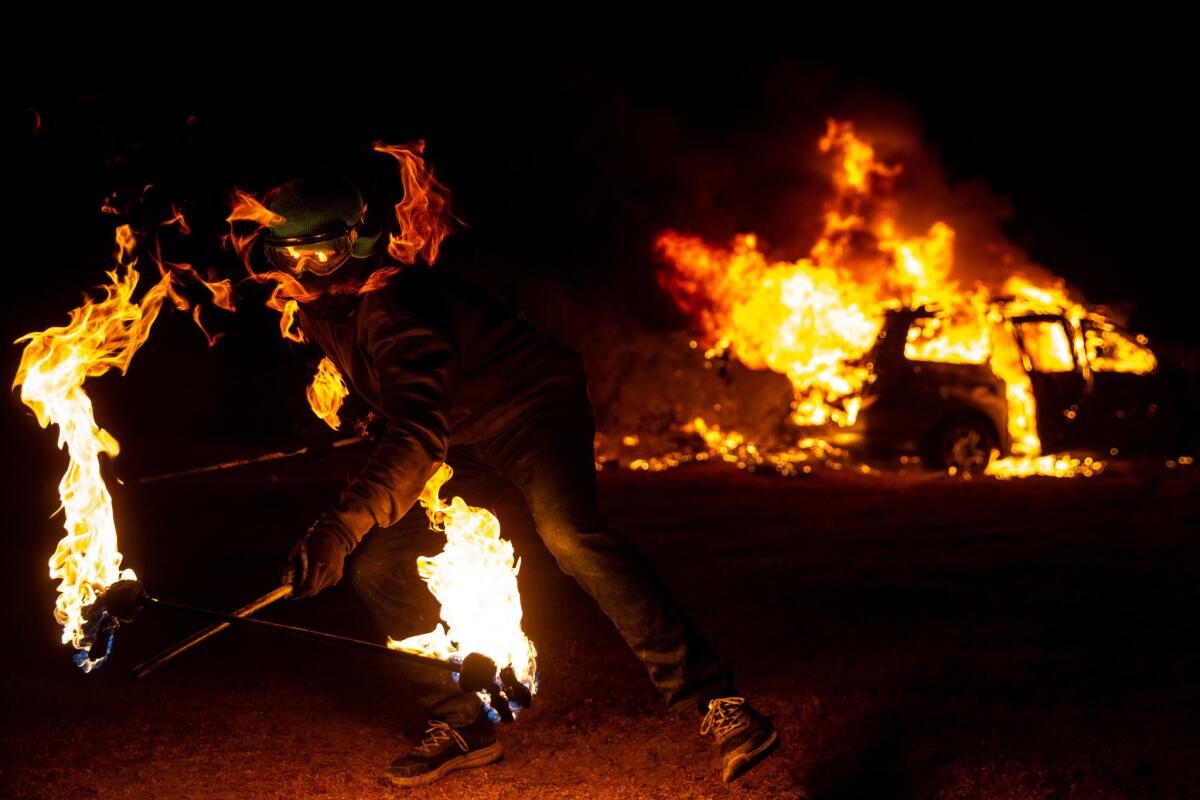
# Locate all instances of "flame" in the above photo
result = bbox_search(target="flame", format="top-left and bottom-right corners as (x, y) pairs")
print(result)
(224, 188), (283, 273)
(903, 303), (990, 364)
(165, 261), (236, 313)
(655, 231), (880, 427)
(161, 203), (193, 236)
(656, 119), (1147, 478)
(191, 305), (224, 347)
(306, 356), (349, 430)
(1084, 323), (1156, 375)
(13, 226), (177, 669)
(818, 118), (902, 192)
(373, 141), (457, 266)
(389, 463), (537, 716)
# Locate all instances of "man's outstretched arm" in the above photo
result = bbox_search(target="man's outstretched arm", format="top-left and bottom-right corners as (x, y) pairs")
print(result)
(289, 294), (459, 597)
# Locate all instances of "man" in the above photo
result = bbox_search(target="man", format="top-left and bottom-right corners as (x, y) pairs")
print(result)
(263, 172), (778, 786)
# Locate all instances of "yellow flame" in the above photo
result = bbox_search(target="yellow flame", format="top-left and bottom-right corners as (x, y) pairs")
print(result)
(388, 463), (537, 710)
(306, 357), (349, 431)
(1084, 323), (1157, 375)
(13, 226), (176, 668)
(903, 304), (990, 364)
(655, 231), (880, 427)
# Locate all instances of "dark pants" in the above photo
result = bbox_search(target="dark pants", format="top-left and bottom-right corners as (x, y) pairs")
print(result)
(345, 379), (735, 727)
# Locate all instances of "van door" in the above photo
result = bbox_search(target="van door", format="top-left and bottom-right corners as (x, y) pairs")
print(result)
(1010, 315), (1090, 453)
(1080, 321), (1163, 453)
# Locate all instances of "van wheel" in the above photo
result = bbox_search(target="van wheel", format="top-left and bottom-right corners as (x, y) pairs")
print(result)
(925, 418), (997, 475)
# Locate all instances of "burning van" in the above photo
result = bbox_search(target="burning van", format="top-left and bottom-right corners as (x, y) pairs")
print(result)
(822, 303), (1164, 474)
(646, 118), (1185, 479)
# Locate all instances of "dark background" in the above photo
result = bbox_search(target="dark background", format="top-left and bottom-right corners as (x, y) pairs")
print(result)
(4, 40), (1199, 799)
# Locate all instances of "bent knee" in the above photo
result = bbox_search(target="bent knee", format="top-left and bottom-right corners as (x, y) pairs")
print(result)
(537, 520), (638, 572)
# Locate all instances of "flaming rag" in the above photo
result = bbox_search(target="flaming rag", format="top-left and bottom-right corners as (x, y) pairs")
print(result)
(297, 257), (734, 726)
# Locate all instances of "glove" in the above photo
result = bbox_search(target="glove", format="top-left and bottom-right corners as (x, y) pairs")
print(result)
(286, 517), (356, 599)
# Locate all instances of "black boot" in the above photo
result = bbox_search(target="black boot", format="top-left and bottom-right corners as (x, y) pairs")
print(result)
(386, 713), (502, 787)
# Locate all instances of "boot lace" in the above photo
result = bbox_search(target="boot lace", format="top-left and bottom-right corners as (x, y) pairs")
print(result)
(701, 696), (749, 740)
(412, 720), (469, 756)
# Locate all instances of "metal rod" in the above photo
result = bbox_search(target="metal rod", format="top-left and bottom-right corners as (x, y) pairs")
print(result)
(143, 595), (461, 673)
(132, 584), (293, 679)
(137, 436), (364, 485)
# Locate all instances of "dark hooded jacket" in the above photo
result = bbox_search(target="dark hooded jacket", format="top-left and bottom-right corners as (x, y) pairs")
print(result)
(296, 261), (587, 545)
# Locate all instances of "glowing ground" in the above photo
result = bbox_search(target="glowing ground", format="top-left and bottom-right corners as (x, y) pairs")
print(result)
(2, 460), (1197, 799)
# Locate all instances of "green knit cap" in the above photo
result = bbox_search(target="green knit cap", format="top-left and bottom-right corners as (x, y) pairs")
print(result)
(263, 173), (381, 257)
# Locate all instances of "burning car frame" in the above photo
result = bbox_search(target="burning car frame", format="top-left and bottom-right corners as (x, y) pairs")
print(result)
(817, 302), (1166, 475)
(648, 118), (1182, 480)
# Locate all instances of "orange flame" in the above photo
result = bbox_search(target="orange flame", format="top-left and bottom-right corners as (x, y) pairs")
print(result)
(162, 260), (237, 314)
(389, 463), (537, 715)
(191, 305), (223, 347)
(373, 141), (457, 266)
(818, 118), (902, 193)
(224, 188), (284, 273)
(13, 225), (177, 669)
(161, 203), (193, 236)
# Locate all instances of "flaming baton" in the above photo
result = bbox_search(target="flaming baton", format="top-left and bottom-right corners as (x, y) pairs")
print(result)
(13, 225), (181, 670)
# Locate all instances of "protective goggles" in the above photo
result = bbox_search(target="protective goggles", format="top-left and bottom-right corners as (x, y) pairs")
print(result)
(262, 227), (357, 276)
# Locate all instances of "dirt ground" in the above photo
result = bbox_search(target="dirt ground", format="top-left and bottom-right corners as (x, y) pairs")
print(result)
(1, 457), (1198, 799)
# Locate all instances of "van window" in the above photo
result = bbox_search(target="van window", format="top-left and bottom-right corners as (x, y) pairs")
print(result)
(1085, 326), (1157, 374)
(1017, 321), (1075, 373)
(904, 313), (990, 364)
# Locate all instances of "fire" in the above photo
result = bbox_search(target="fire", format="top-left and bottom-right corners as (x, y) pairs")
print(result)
(224, 188), (283, 272)
(306, 356), (349, 431)
(656, 231), (880, 427)
(655, 118), (1148, 478)
(389, 464), (537, 716)
(627, 417), (847, 476)
(656, 119), (974, 429)
(13, 226), (178, 669)
(372, 140), (457, 266)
